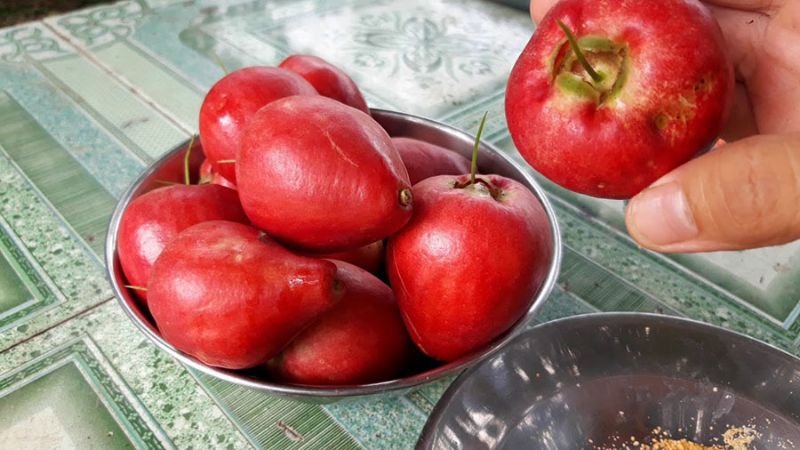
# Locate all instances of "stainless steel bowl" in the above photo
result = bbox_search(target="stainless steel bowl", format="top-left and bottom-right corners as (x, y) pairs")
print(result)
(105, 109), (562, 403)
(417, 313), (800, 449)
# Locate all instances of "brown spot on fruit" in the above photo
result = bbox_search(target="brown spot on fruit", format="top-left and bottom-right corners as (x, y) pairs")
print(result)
(654, 113), (670, 130)
(399, 188), (413, 208)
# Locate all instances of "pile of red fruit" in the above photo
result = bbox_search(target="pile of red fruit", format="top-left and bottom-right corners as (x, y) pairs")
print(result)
(117, 55), (552, 385)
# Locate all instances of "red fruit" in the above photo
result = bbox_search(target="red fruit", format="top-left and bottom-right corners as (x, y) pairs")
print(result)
(148, 221), (342, 370)
(142, 138), (204, 191)
(307, 240), (385, 274)
(391, 137), (471, 185)
(387, 175), (551, 361)
(279, 54), (369, 114)
(199, 67), (317, 183)
(505, 0), (734, 198)
(199, 158), (236, 190)
(117, 184), (247, 304)
(237, 95), (413, 252)
(269, 260), (411, 385)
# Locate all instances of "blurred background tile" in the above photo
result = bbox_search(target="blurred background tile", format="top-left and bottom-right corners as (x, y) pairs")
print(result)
(1, 0), (798, 448)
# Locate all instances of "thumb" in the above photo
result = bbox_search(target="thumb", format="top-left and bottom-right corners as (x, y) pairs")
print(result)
(625, 134), (800, 253)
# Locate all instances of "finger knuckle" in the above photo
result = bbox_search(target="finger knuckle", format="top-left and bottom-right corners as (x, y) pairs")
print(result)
(709, 147), (779, 237)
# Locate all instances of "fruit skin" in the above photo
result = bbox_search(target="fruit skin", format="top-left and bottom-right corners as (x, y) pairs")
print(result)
(268, 260), (411, 385)
(505, 0), (734, 199)
(306, 240), (385, 275)
(279, 54), (369, 114)
(199, 158), (236, 190)
(391, 137), (472, 185)
(199, 66), (317, 183)
(387, 174), (552, 362)
(117, 184), (247, 304)
(148, 221), (341, 370)
(237, 95), (413, 252)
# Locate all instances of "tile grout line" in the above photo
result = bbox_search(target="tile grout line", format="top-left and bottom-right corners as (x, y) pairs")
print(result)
(41, 20), (197, 137)
(0, 295), (117, 356)
(182, 368), (264, 450)
(550, 195), (788, 328)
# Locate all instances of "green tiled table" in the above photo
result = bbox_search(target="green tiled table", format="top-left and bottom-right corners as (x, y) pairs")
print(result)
(1, 0), (798, 448)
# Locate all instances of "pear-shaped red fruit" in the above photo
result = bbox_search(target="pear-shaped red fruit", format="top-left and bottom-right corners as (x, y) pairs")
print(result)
(305, 240), (385, 275)
(237, 95), (413, 252)
(279, 54), (369, 114)
(199, 66), (317, 183)
(269, 259), (411, 385)
(505, 0), (733, 198)
(148, 221), (342, 370)
(387, 175), (552, 361)
(391, 137), (471, 185)
(117, 184), (247, 304)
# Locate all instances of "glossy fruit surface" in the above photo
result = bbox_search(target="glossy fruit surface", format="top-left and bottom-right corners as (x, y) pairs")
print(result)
(117, 184), (247, 303)
(199, 158), (236, 190)
(307, 240), (385, 274)
(391, 137), (471, 185)
(148, 221), (341, 369)
(237, 95), (412, 252)
(279, 54), (369, 114)
(387, 174), (551, 361)
(199, 66), (317, 183)
(505, 0), (734, 198)
(269, 260), (410, 385)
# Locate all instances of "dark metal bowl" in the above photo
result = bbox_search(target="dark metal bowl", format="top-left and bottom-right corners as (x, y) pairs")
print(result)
(105, 109), (562, 403)
(418, 313), (800, 449)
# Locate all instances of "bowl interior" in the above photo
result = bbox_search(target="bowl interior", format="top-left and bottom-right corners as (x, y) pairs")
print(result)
(418, 313), (800, 449)
(105, 109), (562, 400)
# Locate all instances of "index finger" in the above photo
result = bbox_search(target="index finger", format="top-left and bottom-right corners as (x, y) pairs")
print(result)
(700, 0), (779, 12)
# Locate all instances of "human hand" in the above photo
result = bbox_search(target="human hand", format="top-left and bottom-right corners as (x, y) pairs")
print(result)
(528, 0), (800, 252)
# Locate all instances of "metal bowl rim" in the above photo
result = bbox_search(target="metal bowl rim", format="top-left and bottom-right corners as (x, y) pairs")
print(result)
(104, 108), (563, 398)
(417, 311), (800, 445)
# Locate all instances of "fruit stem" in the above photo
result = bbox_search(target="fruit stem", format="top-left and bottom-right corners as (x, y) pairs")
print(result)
(557, 19), (603, 84)
(184, 134), (196, 186)
(125, 285), (148, 291)
(216, 159), (236, 164)
(212, 52), (230, 75)
(469, 112), (488, 187)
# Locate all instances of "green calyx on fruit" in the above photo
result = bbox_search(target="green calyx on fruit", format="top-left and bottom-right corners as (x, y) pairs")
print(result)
(454, 112), (501, 200)
(553, 20), (629, 105)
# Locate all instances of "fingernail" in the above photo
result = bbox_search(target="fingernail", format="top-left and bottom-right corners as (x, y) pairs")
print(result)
(628, 182), (699, 246)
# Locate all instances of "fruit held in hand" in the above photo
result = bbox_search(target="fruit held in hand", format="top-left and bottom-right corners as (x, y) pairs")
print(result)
(269, 260), (411, 385)
(199, 66), (317, 183)
(279, 54), (370, 114)
(117, 184), (247, 303)
(237, 95), (412, 252)
(505, 0), (734, 198)
(148, 221), (342, 370)
(391, 137), (471, 185)
(387, 174), (552, 361)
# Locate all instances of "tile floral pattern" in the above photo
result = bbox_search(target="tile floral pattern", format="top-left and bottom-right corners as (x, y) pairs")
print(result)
(0, 0), (798, 448)
(55, 1), (144, 48)
(0, 26), (69, 63)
